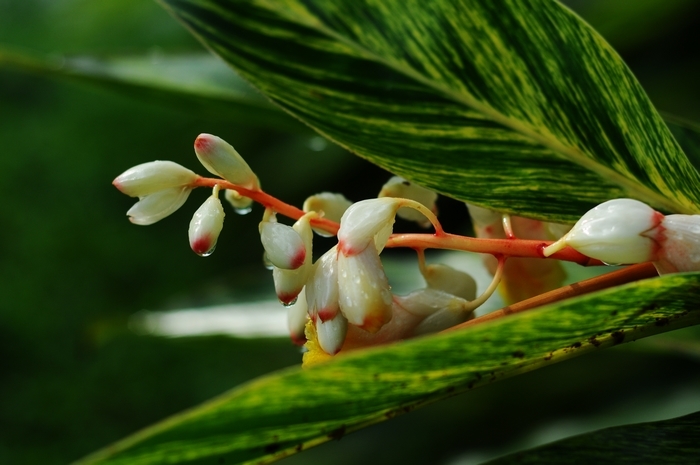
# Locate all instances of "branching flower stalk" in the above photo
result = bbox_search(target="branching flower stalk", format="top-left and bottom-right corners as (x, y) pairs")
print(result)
(114, 133), (700, 364)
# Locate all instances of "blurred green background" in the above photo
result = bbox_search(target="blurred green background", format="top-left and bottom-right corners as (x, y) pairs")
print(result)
(1, 1), (700, 464)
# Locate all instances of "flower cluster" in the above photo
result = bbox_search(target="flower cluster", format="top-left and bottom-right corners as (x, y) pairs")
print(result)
(113, 133), (700, 366)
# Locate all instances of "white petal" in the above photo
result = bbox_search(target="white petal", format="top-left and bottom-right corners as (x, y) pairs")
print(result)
(260, 222), (306, 270)
(306, 246), (340, 322)
(303, 192), (352, 223)
(287, 288), (309, 346)
(337, 243), (392, 333)
(423, 264), (477, 301)
(113, 161), (197, 197)
(411, 306), (473, 336)
(188, 195), (225, 256)
(224, 189), (253, 211)
(338, 198), (400, 255)
(127, 186), (191, 225)
(194, 134), (258, 188)
(655, 214), (700, 273)
(394, 288), (468, 317)
(273, 267), (309, 306)
(316, 313), (348, 355)
(544, 199), (661, 263)
(466, 203), (501, 227)
(379, 176), (437, 227)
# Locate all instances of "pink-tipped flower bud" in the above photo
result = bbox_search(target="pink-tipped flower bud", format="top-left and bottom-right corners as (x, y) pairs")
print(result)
(271, 213), (314, 305)
(306, 246), (340, 322)
(654, 214), (700, 274)
(287, 288), (309, 346)
(379, 176), (438, 228)
(543, 199), (663, 264)
(126, 186), (192, 225)
(337, 242), (393, 333)
(338, 198), (402, 256)
(194, 134), (258, 189)
(260, 222), (306, 270)
(113, 161), (197, 197)
(303, 192), (352, 223)
(188, 188), (225, 256)
(422, 264), (477, 301)
(316, 312), (348, 355)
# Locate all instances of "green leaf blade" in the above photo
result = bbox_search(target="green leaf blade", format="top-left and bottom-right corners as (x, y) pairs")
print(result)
(75, 272), (700, 465)
(160, 0), (700, 221)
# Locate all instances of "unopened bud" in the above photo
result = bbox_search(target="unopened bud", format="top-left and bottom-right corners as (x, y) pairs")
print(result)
(126, 186), (192, 225)
(194, 134), (258, 189)
(260, 222), (306, 270)
(337, 242), (393, 333)
(423, 264), (477, 301)
(338, 198), (401, 255)
(379, 177), (437, 227)
(306, 246), (340, 322)
(188, 188), (225, 256)
(316, 312), (348, 355)
(113, 161), (197, 197)
(225, 189), (254, 212)
(543, 199), (663, 264)
(655, 214), (700, 274)
(394, 288), (468, 317)
(271, 213), (314, 305)
(287, 288), (309, 346)
(303, 192), (352, 223)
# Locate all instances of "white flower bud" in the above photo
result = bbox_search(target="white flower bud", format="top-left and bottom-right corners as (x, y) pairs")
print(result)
(303, 192), (352, 223)
(194, 134), (258, 189)
(394, 288), (468, 317)
(422, 264), (477, 301)
(543, 199), (663, 264)
(271, 213), (314, 305)
(379, 176), (438, 227)
(224, 189), (253, 212)
(337, 242), (393, 333)
(655, 214), (700, 274)
(305, 246), (340, 322)
(466, 203), (501, 228)
(411, 306), (472, 336)
(113, 161), (197, 197)
(260, 222), (306, 270)
(126, 186), (192, 225)
(188, 190), (225, 256)
(287, 288), (309, 346)
(338, 198), (401, 255)
(316, 312), (348, 355)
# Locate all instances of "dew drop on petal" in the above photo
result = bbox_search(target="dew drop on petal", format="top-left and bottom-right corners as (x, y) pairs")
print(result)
(262, 252), (274, 270)
(281, 296), (298, 307)
(234, 206), (253, 216)
(196, 244), (216, 257)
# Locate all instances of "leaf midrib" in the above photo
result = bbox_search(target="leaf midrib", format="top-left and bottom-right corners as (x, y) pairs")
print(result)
(258, 0), (688, 214)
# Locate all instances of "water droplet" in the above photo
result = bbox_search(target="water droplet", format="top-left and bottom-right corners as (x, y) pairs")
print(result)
(234, 205), (253, 215)
(602, 260), (623, 266)
(262, 252), (274, 270)
(281, 297), (298, 307)
(308, 136), (328, 152)
(197, 245), (216, 257)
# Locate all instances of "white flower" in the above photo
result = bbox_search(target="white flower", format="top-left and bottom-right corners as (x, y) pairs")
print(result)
(259, 222), (306, 270)
(287, 288), (309, 346)
(126, 186), (192, 225)
(337, 198), (402, 255)
(270, 213), (314, 305)
(379, 176), (437, 227)
(316, 312), (348, 355)
(655, 214), (700, 274)
(224, 189), (253, 212)
(543, 199), (663, 264)
(422, 264), (476, 301)
(303, 192), (352, 223)
(113, 161), (197, 197)
(305, 246), (340, 322)
(188, 188), (225, 256)
(337, 242), (393, 333)
(194, 133), (259, 189)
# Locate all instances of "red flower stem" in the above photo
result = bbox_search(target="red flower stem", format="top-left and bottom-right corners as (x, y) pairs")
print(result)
(192, 176), (602, 266)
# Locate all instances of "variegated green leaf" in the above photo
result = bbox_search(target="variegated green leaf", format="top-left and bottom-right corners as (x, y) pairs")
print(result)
(74, 273), (700, 465)
(156, 0), (700, 222)
(485, 410), (700, 464)
(665, 115), (700, 173)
